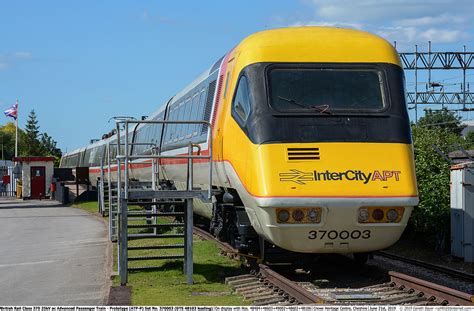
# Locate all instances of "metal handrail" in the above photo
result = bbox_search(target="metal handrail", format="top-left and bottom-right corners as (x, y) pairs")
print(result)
(114, 119), (213, 200)
(112, 118), (212, 285)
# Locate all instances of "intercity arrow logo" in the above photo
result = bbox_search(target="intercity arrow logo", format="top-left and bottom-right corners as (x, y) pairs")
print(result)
(279, 169), (314, 185)
(279, 169), (401, 185)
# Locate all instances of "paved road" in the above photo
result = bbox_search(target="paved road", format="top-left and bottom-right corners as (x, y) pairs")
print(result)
(0, 199), (110, 305)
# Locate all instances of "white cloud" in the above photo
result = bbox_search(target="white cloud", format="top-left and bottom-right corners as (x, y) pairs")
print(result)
(288, 0), (473, 46)
(14, 51), (32, 59)
(0, 51), (33, 70)
(377, 27), (462, 46)
(396, 14), (465, 27)
(291, 21), (362, 29)
(419, 29), (462, 43)
(311, 0), (471, 23)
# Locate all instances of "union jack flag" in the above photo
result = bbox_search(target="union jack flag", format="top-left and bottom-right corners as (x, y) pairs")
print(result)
(4, 102), (18, 120)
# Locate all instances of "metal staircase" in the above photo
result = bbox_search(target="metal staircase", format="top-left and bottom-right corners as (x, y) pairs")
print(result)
(98, 118), (213, 285)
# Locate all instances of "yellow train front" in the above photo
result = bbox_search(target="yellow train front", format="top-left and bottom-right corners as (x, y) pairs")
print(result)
(212, 27), (418, 256)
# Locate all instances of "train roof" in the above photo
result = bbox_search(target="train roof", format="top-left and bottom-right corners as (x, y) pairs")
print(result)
(232, 26), (401, 71)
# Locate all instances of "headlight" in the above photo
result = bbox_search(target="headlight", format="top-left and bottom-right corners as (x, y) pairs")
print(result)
(358, 206), (405, 223)
(275, 207), (322, 224)
(292, 209), (305, 222)
(386, 209), (399, 222)
(308, 209), (319, 222)
(358, 208), (369, 222)
(372, 208), (384, 221)
(277, 209), (290, 223)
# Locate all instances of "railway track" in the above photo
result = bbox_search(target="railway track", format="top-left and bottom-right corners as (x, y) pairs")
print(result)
(226, 268), (474, 306)
(193, 225), (474, 306)
(375, 250), (474, 282)
(299, 271), (474, 306)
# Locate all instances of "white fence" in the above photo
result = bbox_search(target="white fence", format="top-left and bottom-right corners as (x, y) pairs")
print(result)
(0, 165), (19, 197)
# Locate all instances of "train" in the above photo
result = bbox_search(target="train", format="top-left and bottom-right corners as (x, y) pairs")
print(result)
(61, 27), (419, 262)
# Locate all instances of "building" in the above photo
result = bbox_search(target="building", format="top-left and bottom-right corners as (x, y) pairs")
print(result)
(13, 157), (55, 199)
(461, 120), (474, 137)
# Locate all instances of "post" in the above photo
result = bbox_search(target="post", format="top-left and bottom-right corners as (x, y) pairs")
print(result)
(107, 143), (113, 241)
(151, 147), (157, 234)
(99, 158), (105, 214)
(119, 197), (128, 285)
(414, 45), (418, 122)
(15, 99), (19, 158)
(463, 45), (467, 111)
(185, 143), (194, 284)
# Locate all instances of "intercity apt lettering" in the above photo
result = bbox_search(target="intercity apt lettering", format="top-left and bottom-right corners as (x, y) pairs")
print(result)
(314, 170), (401, 184)
(279, 169), (401, 185)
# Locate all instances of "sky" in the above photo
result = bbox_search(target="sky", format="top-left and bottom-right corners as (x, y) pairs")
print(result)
(1, 0), (473, 152)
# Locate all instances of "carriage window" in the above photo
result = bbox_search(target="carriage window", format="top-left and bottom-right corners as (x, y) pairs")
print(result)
(176, 102), (186, 141)
(232, 76), (251, 124)
(182, 97), (193, 138)
(195, 89), (207, 136)
(167, 106), (178, 143)
(190, 93), (201, 136)
(269, 68), (385, 112)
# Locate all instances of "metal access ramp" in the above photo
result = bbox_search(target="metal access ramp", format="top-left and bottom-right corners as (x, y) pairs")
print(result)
(112, 118), (212, 285)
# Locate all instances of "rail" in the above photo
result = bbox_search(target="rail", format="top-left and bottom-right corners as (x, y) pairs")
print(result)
(258, 264), (324, 304)
(376, 251), (474, 282)
(389, 271), (474, 305)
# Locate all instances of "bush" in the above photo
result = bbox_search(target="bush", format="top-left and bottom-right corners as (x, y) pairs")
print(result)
(408, 125), (459, 249)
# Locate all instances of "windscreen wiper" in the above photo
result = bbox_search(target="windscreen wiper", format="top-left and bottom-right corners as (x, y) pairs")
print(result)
(278, 96), (331, 114)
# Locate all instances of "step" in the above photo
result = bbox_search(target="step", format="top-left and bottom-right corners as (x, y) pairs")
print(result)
(127, 223), (184, 229)
(127, 190), (209, 201)
(128, 244), (184, 250)
(128, 233), (184, 240)
(127, 212), (185, 217)
(128, 266), (166, 272)
(132, 201), (184, 206)
(128, 255), (184, 261)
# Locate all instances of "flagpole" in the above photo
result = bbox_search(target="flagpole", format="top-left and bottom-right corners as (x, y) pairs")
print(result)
(15, 99), (18, 157)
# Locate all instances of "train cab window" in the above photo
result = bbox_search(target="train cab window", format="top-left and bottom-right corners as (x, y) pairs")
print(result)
(269, 67), (385, 113)
(232, 76), (251, 124)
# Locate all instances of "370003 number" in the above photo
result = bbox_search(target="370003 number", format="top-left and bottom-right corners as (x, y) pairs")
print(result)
(307, 230), (371, 240)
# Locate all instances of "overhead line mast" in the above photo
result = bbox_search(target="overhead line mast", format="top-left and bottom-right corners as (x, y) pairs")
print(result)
(397, 43), (474, 120)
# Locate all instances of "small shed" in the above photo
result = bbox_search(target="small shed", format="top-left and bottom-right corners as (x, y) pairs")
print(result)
(13, 156), (55, 199)
(450, 162), (474, 263)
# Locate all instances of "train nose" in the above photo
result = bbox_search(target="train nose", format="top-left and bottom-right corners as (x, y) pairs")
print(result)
(248, 202), (414, 253)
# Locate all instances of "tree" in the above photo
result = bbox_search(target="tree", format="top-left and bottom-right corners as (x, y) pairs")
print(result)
(464, 131), (474, 149)
(0, 122), (27, 160)
(21, 110), (62, 165)
(417, 108), (465, 136)
(24, 110), (43, 155)
(40, 133), (62, 166)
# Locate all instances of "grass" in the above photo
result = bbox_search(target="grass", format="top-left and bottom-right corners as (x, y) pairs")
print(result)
(73, 200), (249, 306)
(123, 240), (249, 305)
(72, 200), (101, 214)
